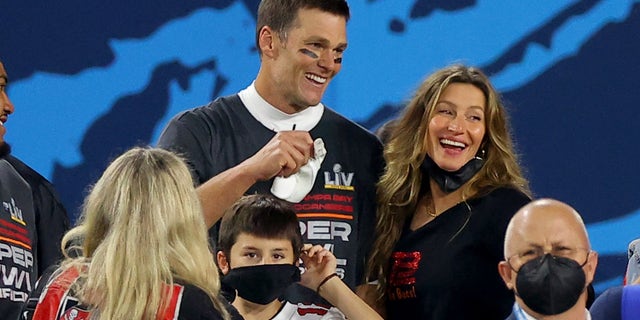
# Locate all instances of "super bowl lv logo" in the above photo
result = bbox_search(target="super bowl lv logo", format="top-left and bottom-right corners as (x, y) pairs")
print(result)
(3, 198), (25, 225)
(324, 163), (354, 191)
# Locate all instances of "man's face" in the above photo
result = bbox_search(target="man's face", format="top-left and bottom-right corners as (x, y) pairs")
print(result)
(218, 232), (296, 275)
(498, 203), (598, 315)
(261, 8), (347, 113)
(506, 211), (591, 272)
(0, 62), (15, 146)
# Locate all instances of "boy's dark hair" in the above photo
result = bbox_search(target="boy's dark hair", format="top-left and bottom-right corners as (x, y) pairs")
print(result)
(218, 194), (303, 262)
(255, 0), (350, 54)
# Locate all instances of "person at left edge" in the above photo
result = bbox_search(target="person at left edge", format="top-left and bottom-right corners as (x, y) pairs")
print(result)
(0, 60), (70, 320)
(157, 0), (384, 299)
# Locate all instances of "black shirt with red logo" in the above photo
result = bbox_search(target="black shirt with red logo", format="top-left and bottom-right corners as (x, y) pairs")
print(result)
(386, 187), (530, 319)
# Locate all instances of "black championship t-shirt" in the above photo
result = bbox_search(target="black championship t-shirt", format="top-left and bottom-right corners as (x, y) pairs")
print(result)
(0, 159), (37, 320)
(158, 95), (384, 290)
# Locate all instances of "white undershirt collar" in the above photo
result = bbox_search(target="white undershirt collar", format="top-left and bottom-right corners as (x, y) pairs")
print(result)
(238, 82), (324, 132)
(513, 303), (591, 320)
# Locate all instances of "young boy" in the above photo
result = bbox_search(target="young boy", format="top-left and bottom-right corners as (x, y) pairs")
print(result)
(216, 194), (381, 320)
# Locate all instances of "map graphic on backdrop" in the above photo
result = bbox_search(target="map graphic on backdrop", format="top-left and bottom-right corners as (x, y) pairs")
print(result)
(2, 0), (639, 292)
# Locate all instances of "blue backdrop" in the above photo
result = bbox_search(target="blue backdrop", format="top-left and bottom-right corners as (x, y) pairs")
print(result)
(2, 0), (639, 294)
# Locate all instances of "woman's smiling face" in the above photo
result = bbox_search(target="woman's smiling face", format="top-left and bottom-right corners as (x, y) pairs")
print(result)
(425, 82), (486, 172)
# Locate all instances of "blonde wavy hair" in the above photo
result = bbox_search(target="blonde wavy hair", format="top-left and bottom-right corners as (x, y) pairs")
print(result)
(366, 64), (531, 298)
(60, 147), (230, 320)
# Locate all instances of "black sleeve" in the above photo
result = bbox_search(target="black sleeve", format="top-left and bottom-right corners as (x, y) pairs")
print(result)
(31, 179), (70, 275)
(157, 111), (215, 186)
(355, 138), (385, 286)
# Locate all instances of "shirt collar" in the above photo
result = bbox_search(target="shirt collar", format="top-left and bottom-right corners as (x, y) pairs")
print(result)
(238, 82), (324, 132)
(512, 303), (591, 320)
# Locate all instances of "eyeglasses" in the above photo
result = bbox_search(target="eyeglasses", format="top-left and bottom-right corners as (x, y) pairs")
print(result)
(507, 247), (591, 272)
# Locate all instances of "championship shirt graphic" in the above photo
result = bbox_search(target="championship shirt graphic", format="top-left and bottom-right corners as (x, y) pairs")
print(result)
(295, 192), (355, 281)
(0, 199), (33, 302)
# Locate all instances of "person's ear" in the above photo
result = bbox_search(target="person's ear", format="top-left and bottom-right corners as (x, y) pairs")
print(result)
(584, 251), (599, 284)
(258, 26), (278, 58)
(217, 251), (230, 275)
(498, 261), (515, 290)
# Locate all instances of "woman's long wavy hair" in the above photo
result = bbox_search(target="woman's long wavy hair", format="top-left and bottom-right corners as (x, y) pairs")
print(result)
(60, 147), (230, 320)
(366, 64), (531, 299)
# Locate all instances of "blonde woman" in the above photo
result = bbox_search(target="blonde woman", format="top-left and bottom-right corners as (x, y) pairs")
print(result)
(24, 147), (238, 320)
(364, 65), (532, 319)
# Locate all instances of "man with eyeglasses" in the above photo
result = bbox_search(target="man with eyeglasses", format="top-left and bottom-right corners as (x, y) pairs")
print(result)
(498, 198), (598, 320)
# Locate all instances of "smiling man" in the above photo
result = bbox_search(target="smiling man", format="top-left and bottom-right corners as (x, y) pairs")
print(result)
(158, 0), (383, 306)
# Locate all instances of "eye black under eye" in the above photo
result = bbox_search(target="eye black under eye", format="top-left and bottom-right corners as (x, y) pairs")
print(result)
(300, 48), (319, 59)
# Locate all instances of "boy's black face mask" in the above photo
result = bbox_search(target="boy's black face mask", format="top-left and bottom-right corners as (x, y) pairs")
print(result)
(222, 264), (301, 305)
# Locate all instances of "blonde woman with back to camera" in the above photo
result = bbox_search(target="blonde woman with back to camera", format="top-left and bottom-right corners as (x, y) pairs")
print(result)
(363, 64), (532, 319)
(22, 147), (241, 320)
